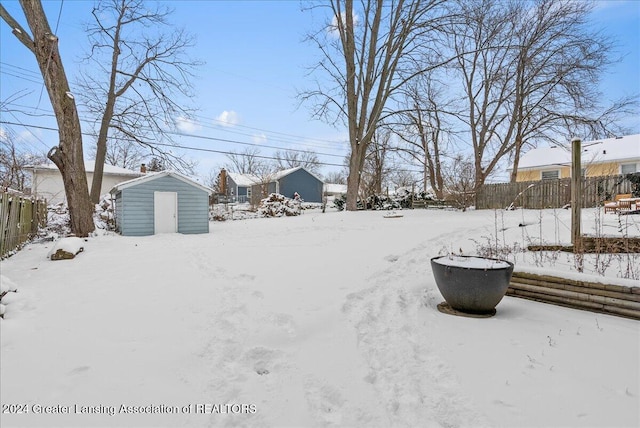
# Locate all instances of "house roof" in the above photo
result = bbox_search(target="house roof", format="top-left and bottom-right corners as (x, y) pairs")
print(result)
(324, 183), (347, 194)
(27, 161), (143, 176)
(110, 171), (212, 194)
(515, 134), (640, 170)
(228, 167), (324, 187)
(227, 172), (262, 187)
(272, 166), (325, 183)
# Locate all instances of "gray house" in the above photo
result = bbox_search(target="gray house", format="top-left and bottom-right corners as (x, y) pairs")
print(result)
(110, 171), (212, 236)
(226, 172), (261, 203)
(270, 167), (324, 203)
(223, 167), (324, 204)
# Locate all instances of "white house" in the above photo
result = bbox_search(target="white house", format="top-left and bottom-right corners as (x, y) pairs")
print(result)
(27, 161), (144, 204)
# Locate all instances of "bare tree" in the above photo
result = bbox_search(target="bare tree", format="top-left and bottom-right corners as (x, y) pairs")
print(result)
(504, 0), (633, 181)
(361, 128), (392, 197)
(449, 0), (628, 186)
(444, 154), (475, 211)
(77, 0), (201, 203)
(250, 163), (278, 207)
(146, 156), (165, 172)
(301, 0), (448, 210)
(88, 139), (145, 171)
(387, 167), (416, 192)
(1, 1), (95, 236)
(324, 170), (347, 184)
(223, 147), (267, 175)
(395, 77), (450, 198)
(0, 128), (46, 192)
(204, 168), (222, 194)
(273, 149), (321, 174)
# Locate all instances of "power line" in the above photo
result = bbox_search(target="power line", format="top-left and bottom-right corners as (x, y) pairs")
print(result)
(0, 62), (348, 149)
(206, 114), (346, 147)
(0, 70), (43, 85)
(0, 62), (42, 79)
(1, 119), (430, 174)
(0, 119), (348, 168)
(2, 101), (349, 158)
(163, 129), (345, 159)
(192, 116), (348, 152)
(3, 113), (50, 152)
(2, 97), (348, 151)
(54, 0), (65, 34)
(35, 0), (66, 110)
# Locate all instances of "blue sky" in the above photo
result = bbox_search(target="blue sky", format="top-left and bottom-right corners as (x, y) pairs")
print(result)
(1, 0), (639, 181)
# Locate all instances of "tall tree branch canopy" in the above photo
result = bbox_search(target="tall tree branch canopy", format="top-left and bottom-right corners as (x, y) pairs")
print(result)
(302, 0), (636, 202)
(301, 0), (448, 210)
(77, 0), (201, 202)
(1, 1), (95, 235)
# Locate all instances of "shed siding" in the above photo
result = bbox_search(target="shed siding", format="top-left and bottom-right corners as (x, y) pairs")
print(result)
(279, 169), (323, 202)
(118, 175), (209, 236)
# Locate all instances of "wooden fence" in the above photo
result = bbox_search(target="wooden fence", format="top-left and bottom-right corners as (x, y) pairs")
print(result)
(508, 271), (640, 320)
(0, 192), (47, 258)
(477, 174), (635, 210)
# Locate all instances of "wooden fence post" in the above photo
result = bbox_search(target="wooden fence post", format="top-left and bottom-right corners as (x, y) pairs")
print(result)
(571, 137), (582, 250)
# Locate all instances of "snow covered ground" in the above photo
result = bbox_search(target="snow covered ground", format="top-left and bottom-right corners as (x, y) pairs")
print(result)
(1, 207), (638, 427)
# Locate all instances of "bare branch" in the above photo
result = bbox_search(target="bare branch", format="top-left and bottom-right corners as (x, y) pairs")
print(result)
(0, 4), (35, 53)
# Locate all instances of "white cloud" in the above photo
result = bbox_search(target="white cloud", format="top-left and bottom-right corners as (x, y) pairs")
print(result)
(175, 116), (202, 133)
(252, 133), (268, 144)
(18, 128), (42, 144)
(215, 110), (240, 127)
(328, 11), (359, 38)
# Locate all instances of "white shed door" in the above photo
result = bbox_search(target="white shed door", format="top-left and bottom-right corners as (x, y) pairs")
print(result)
(154, 191), (178, 234)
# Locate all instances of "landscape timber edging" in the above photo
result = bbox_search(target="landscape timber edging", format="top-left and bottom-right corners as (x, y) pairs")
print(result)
(507, 271), (640, 321)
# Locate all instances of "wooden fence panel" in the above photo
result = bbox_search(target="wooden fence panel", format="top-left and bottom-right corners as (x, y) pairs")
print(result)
(0, 192), (48, 258)
(477, 174), (635, 210)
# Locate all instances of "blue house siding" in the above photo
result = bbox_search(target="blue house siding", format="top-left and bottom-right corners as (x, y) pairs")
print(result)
(278, 169), (323, 203)
(113, 174), (209, 236)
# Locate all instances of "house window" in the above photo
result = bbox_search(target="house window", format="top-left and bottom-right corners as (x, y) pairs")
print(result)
(621, 163), (637, 174)
(246, 187), (252, 198)
(541, 170), (560, 180)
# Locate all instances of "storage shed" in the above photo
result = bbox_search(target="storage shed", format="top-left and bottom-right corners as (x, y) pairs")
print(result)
(110, 171), (212, 236)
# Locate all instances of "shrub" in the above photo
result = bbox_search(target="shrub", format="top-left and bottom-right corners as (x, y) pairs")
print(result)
(333, 194), (346, 211)
(258, 193), (301, 217)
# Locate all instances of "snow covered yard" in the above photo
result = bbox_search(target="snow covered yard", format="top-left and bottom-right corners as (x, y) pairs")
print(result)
(1, 208), (638, 428)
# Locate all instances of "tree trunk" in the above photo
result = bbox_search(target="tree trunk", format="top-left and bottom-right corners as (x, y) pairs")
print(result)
(346, 144), (366, 211)
(90, 99), (116, 203)
(90, 7), (123, 204)
(17, 0), (94, 236)
(510, 141), (522, 183)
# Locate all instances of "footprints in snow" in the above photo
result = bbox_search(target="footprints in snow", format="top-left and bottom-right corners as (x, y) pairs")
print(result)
(384, 254), (399, 263)
(242, 346), (283, 377)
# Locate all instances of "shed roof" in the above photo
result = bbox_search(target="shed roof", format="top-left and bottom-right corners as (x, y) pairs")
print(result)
(110, 171), (212, 194)
(515, 134), (640, 170)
